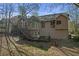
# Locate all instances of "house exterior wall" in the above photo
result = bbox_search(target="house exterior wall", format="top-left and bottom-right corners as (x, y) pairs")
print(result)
(26, 22), (41, 38)
(53, 29), (68, 39)
(55, 15), (68, 30)
(10, 14), (69, 40)
(27, 22), (40, 30)
(54, 15), (68, 39)
(40, 22), (51, 36)
(39, 15), (68, 39)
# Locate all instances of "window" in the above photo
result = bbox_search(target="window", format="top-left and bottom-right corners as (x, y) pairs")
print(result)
(50, 20), (55, 28)
(56, 20), (61, 25)
(50, 20), (55, 25)
(41, 22), (45, 28)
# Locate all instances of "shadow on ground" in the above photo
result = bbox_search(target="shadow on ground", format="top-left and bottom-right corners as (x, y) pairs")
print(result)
(15, 38), (79, 56)
(16, 38), (79, 50)
(16, 39), (52, 51)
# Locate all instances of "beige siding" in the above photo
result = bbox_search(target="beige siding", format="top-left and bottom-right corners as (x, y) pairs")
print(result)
(55, 15), (68, 30)
(10, 14), (69, 39)
(27, 22), (40, 30)
(54, 30), (68, 39)
(40, 22), (51, 36)
(27, 22), (41, 38)
(39, 15), (68, 39)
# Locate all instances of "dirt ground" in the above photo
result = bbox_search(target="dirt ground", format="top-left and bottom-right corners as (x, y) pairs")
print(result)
(15, 37), (79, 56)
(0, 35), (79, 56)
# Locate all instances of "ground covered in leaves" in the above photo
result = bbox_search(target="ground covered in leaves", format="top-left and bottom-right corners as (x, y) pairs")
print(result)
(0, 35), (79, 56)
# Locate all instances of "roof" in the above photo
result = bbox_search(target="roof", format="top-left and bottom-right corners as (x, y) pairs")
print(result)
(0, 13), (69, 24)
(38, 13), (69, 21)
(28, 16), (40, 22)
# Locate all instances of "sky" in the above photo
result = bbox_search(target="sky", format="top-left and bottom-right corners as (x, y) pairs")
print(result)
(12, 3), (69, 16)
(0, 3), (78, 20)
(38, 3), (66, 15)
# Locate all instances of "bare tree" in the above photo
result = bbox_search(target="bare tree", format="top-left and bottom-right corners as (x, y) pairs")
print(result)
(17, 3), (40, 39)
(0, 4), (14, 34)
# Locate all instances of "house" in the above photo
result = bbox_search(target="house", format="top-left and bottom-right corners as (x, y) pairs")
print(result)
(27, 13), (69, 39)
(5, 13), (69, 40)
(26, 16), (40, 38)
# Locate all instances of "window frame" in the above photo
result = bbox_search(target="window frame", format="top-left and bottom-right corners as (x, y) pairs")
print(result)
(50, 20), (55, 28)
(56, 20), (61, 25)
